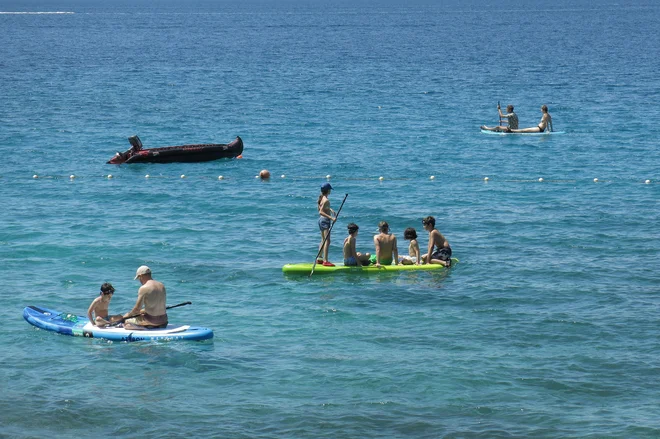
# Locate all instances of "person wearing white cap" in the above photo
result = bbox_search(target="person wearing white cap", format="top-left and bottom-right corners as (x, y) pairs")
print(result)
(122, 265), (168, 330)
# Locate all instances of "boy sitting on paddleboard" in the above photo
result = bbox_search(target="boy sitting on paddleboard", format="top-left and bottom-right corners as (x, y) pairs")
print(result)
(343, 223), (371, 267)
(421, 216), (452, 267)
(87, 283), (123, 327)
(370, 221), (400, 268)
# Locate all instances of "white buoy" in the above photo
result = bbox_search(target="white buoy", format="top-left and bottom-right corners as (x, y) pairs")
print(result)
(378, 106), (382, 109)
(379, 176), (384, 181)
(484, 177), (489, 181)
(430, 175), (435, 180)
(326, 174), (331, 179)
(255, 175), (260, 179)
(281, 174), (285, 178)
(538, 177), (544, 182)
(645, 179), (651, 184)
(145, 174), (150, 179)
(218, 175), (224, 180)
(593, 178), (598, 183)
(107, 174), (113, 179)
(33, 175), (38, 179)
(180, 174), (186, 179)
(70, 175), (75, 179)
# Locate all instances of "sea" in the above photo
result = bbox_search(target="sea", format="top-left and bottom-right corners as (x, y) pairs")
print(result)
(0, 0), (658, 437)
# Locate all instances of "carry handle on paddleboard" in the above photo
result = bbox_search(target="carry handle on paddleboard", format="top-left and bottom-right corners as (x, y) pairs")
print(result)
(310, 193), (348, 277)
(109, 301), (192, 327)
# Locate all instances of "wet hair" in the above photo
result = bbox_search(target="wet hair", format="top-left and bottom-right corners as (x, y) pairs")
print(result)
(507, 105), (514, 112)
(541, 105), (548, 112)
(378, 221), (389, 232)
(404, 227), (417, 240)
(347, 223), (359, 234)
(422, 216), (436, 227)
(100, 282), (115, 295)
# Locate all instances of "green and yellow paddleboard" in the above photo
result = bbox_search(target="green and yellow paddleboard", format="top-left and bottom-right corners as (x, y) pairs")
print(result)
(282, 258), (458, 275)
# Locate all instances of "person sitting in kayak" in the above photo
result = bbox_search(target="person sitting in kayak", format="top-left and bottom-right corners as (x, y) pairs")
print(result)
(399, 227), (421, 265)
(343, 223), (371, 267)
(87, 283), (123, 327)
(370, 221), (399, 268)
(421, 216), (452, 267)
(123, 266), (168, 330)
(481, 104), (519, 132)
(509, 105), (553, 133)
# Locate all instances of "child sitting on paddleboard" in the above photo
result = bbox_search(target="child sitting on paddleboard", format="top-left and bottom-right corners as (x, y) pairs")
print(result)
(421, 216), (452, 267)
(343, 223), (371, 267)
(399, 227), (421, 265)
(87, 283), (123, 327)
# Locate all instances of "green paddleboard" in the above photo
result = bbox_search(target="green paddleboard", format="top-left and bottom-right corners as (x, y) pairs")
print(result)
(282, 258), (458, 275)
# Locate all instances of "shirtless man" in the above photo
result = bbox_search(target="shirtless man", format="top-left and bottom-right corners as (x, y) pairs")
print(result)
(123, 265), (168, 330)
(373, 221), (399, 268)
(481, 104), (519, 132)
(510, 105), (553, 133)
(421, 216), (452, 267)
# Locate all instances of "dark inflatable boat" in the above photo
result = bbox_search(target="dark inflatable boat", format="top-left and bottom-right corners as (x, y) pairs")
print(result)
(107, 135), (243, 164)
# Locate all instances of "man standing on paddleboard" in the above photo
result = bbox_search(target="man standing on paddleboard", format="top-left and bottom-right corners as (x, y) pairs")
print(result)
(123, 265), (168, 330)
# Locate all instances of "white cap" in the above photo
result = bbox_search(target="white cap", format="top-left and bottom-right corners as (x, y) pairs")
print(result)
(134, 265), (151, 280)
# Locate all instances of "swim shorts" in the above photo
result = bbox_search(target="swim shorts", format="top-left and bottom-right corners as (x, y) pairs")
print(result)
(431, 247), (452, 262)
(344, 257), (358, 266)
(369, 254), (392, 265)
(318, 216), (331, 231)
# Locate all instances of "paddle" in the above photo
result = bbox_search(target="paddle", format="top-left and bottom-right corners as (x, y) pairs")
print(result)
(497, 101), (503, 127)
(309, 193), (348, 277)
(109, 301), (192, 327)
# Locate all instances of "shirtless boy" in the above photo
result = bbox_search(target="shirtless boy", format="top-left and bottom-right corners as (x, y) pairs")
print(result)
(123, 265), (168, 330)
(87, 283), (122, 327)
(343, 223), (371, 267)
(421, 216), (452, 267)
(372, 221), (399, 268)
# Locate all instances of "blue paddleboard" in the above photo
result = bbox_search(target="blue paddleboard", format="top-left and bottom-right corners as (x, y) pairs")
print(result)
(23, 305), (213, 342)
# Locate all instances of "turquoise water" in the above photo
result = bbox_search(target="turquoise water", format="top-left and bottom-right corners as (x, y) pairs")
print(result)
(1, 1), (659, 437)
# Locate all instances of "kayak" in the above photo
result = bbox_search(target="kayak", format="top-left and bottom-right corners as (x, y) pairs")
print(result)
(480, 129), (565, 136)
(23, 305), (213, 342)
(282, 258), (458, 275)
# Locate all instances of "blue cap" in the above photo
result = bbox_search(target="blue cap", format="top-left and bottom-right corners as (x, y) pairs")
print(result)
(321, 182), (333, 191)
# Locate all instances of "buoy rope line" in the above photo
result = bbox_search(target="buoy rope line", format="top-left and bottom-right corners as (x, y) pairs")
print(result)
(17, 174), (655, 184)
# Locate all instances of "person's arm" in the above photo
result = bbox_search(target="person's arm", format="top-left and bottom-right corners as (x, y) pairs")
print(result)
(87, 299), (97, 326)
(426, 236), (434, 264)
(124, 288), (145, 318)
(374, 235), (382, 267)
(393, 236), (399, 265)
(350, 237), (361, 266)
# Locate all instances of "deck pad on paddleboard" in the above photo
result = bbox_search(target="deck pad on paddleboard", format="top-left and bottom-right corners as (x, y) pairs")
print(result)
(283, 258), (458, 275)
(23, 305), (213, 342)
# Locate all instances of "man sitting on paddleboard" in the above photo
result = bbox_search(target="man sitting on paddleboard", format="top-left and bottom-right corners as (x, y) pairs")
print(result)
(481, 104), (519, 132)
(509, 105), (553, 133)
(123, 265), (168, 330)
(371, 221), (400, 268)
